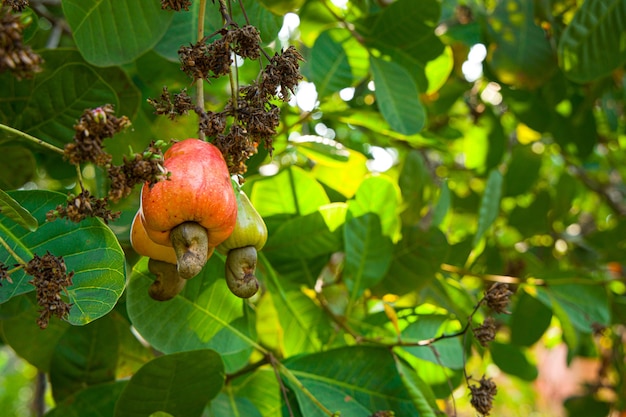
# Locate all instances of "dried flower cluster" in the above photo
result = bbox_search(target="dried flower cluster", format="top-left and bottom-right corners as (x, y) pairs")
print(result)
(157, 22), (303, 176)
(64, 105), (131, 166)
(368, 411), (395, 417)
(4, 0), (29, 12)
(469, 376), (497, 416)
(24, 252), (74, 329)
(161, 0), (191, 11)
(107, 140), (170, 202)
(484, 283), (513, 314)
(473, 316), (497, 347)
(0, 6), (43, 79)
(0, 261), (10, 284)
(148, 87), (194, 120)
(47, 190), (120, 224)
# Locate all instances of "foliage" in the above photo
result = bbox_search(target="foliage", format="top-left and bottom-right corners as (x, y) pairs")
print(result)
(1, 0), (626, 416)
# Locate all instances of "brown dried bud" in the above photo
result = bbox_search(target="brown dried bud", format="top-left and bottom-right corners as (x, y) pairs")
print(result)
(260, 46), (304, 100)
(24, 252), (74, 329)
(47, 190), (120, 224)
(160, 0), (191, 11)
(229, 25), (261, 60)
(148, 86), (194, 120)
(179, 35), (232, 80)
(64, 105), (131, 166)
(0, 6), (43, 79)
(0, 261), (11, 285)
(484, 282), (513, 314)
(369, 411), (395, 417)
(473, 316), (497, 347)
(469, 376), (497, 416)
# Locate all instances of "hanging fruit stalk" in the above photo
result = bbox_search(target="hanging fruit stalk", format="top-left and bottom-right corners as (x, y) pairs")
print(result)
(217, 186), (267, 298)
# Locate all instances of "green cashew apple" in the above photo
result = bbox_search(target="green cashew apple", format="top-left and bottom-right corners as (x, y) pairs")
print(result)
(218, 188), (267, 298)
(132, 139), (237, 281)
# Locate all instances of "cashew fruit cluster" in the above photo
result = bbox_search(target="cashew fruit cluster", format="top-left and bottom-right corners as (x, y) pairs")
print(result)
(217, 187), (268, 298)
(130, 138), (268, 301)
(130, 139), (237, 300)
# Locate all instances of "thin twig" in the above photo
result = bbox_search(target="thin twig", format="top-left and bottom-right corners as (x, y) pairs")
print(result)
(0, 235), (27, 266)
(197, 0), (207, 140)
(0, 124), (65, 156)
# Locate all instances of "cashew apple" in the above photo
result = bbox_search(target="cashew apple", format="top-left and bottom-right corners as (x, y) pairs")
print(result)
(218, 188), (267, 298)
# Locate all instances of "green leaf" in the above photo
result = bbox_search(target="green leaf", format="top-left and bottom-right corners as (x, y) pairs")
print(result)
(558, 0), (626, 82)
(126, 257), (251, 354)
(249, 167), (330, 217)
(490, 342), (538, 381)
(535, 279), (610, 333)
(62, 0), (173, 66)
(0, 146), (36, 191)
(261, 256), (326, 355)
(44, 381), (127, 417)
(207, 314), (255, 374)
(0, 190), (126, 325)
(348, 175), (402, 242)
(264, 210), (343, 261)
(398, 150), (432, 225)
(208, 392), (263, 417)
(284, 346), (420, 416)
(310, 29), (353, 97)
(473, 169), (503, 246)
(230, 368), (281, 417)
(0, 188), (37, 231)
(370, 56), (425, 135)
(486, 0), (557, 89)
(0, 297), (70, 371)
(375, 227), (448, 296)
(504, 145), (543, 196)
(359, 0), (444, 91)
(344, 213), (394, 300)
(431, 181), (450, 227)
(510, 290), (552, 347)
(49, 315), (119, 402)
(394, 357), (440, 417)
(402, 315), (464, 370)
(114, 350), (224, 417)
(564, 395), (612, 417)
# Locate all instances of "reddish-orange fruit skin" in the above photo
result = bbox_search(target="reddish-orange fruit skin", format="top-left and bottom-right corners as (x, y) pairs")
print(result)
(140, 139), (237, 248)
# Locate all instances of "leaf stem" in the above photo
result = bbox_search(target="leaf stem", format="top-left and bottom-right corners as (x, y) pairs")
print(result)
(197, 0), (207, 141)
(0, 235), (26, 266)
(0, 123), (64, 156)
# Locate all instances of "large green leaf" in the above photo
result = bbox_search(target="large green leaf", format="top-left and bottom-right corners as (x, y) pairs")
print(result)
(473, 169), (503, 246)
(208, 392), (263, 417)
(376, 227), (449, 296)
(359, 0), (444, 91)
(114, 350), (224, 417)
(44, 381), (128, 417)
(261, 256), (326, 355)
(348, 175), (402, 242)
(486, 0), (557, 89)
(394, 357), (440, 417)
(0, 146), (37, 191)
(62, 0), (173, 66)
(310, 29), (353, 97)
(344, 213), (394, 300)
(490, 342), (538, 381)
(0, 190), (126, 325)
(284, 346), (420, 416)
(230, 368), (281, 417)
(0, 188), (37, 231)
(126, 257), (251, 354)
(49, 315), (119, 402)
(510, 290), (552, 347)
(249, 167), (330, 217)
(370, 56), (425, 135)
(558, 0), (626, 82)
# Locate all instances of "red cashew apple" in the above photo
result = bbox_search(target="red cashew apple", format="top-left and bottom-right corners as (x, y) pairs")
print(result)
(132, 139), (237, 282)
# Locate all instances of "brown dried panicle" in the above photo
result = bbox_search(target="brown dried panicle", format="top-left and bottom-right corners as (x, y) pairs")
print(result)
(369, 411), (395, 417)
(484, 283), (513, 314)
(198, 109), (227, 138)
(214, 123), (256, 175)
(0, 261), (11, 285)
(0, 6), (43, 79)
(260, 46), (304, 100)
(147, 86), (194, 120)
(4, 0), (29, 12)
(473, 316), (497, 347)
(228, 25), (261, 60)
(179, 35), (232, 80)
(24, 251), (74, 329)
(64, 105), (131, 166)
(47, 189), (120, 224)
(469, 376), (497, 416)
(160, 0), (191, 11)
(107, 140), (169, 202)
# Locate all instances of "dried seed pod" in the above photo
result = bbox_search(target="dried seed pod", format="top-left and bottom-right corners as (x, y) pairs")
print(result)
(169, 221), (212, 279)
(224, 246), (259, 299)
